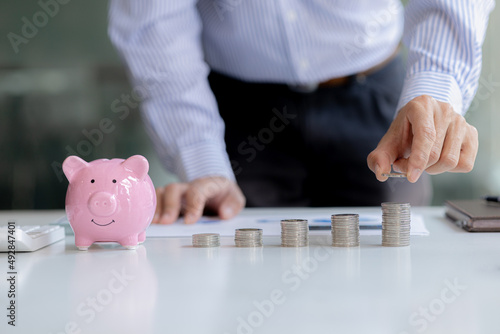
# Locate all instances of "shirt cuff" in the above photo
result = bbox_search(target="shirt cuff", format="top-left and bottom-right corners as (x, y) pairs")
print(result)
(396, 71), (464, 116)
(176, 141), (236, 182)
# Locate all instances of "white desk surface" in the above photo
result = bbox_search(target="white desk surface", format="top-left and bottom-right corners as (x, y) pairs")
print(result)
(1, 207), (499, 334)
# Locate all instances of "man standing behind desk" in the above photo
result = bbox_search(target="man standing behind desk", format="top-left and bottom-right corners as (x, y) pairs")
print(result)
(108, 0), (494, 224)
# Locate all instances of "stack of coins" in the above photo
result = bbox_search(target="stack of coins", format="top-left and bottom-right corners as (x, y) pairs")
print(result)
(331, 214), (360, 247)
(381, 202), (411, 247)
(281, 219), (309, 247)
(235, 228), (263, 247)
(192, 233), (220, 247)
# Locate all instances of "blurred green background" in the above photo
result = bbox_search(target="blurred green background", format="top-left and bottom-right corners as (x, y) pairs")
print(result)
(0, 1), (498, 209)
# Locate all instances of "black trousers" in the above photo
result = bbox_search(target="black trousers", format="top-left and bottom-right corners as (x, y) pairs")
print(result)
(208, 55), (432, 207)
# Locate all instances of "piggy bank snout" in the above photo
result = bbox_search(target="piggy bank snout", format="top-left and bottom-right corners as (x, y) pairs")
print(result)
(88, 192), (117, 217)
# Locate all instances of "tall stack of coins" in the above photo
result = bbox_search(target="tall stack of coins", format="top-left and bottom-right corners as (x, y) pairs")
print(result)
(381, 202), (411, 247)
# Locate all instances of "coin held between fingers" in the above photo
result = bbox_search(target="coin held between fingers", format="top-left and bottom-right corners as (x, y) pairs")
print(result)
(381, 173), (407, 178)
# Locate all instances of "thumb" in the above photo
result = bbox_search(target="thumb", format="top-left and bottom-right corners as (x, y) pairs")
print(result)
(367, 140), (398, 181)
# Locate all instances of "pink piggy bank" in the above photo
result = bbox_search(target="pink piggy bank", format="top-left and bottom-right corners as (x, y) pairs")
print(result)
(62, 155), (156, 250)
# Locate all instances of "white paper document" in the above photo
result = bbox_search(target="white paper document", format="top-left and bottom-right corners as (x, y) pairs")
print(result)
(146, 213), (429, 238)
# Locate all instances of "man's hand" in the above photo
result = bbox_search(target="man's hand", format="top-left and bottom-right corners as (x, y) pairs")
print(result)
(152, 176), (246, 224)
(367, 95), (478, 183)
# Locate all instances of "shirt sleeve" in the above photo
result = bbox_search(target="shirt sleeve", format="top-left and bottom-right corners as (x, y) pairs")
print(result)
(397, 0), (495, 115)
(108, 0), (235, 182)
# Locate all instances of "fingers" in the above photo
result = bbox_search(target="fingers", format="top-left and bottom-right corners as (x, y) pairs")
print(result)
(159, 183), (188, 224)
(426, 105), (451, 168)
(367, 132), (399, 182)
(152, 187), (163, 224)
(368, 96), (477, 183)
(183, 178), (223, 224)
(397, 96), (477, 178)
(154, 177), (246, 225)
(392, 158), (409, 174)
(425, 117), (466, 175)
(217, 184), (246, 219)
(367, 149), (393, 182)
(406, 100), (437, 183)
(450, 124), (478, 173)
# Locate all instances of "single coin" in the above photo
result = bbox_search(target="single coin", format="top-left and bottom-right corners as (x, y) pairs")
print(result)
(382, 173), (407, 178)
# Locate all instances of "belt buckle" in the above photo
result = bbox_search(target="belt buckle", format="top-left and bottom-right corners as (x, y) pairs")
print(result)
(288, 83), (319, 93)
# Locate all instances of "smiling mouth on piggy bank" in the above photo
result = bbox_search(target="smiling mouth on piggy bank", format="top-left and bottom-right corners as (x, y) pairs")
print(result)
(91, 219), (116, 227)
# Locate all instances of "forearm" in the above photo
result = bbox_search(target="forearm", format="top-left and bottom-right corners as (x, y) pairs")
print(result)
(108, 0), (235, 182)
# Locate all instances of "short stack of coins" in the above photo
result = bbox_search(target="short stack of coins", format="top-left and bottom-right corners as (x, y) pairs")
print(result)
(331, 214), (360, 247)
(192, 233), (220, 247)
(280, 219), (309, 247)
(235, 228), (263, 247)
(381, 202), (411, 247)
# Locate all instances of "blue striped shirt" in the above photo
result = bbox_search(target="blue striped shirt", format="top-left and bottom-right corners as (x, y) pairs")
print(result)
(108, 0), (494, 183)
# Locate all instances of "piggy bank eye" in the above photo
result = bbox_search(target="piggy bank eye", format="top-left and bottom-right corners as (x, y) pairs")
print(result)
(90, 179), (95, 183)
(112, 179), (117, 183)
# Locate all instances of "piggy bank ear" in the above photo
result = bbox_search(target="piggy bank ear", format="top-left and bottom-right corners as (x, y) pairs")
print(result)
(121, 155), (149, 181)
(63, 156), (89, 183)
